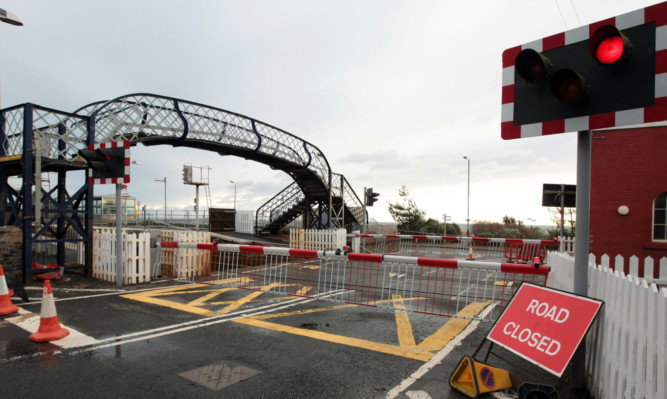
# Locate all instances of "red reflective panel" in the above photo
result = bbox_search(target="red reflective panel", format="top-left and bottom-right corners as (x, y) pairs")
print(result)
(595, 36), (624, 64)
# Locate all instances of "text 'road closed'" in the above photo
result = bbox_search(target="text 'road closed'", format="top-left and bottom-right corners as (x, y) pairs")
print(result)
(487, 283), (602, 377)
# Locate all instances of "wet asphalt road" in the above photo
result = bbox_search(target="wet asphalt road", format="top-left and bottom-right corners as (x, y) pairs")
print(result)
(0, 276), (586, 398)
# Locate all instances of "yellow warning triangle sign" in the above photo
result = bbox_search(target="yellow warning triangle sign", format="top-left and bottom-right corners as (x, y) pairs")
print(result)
(449, 356), (513, 398)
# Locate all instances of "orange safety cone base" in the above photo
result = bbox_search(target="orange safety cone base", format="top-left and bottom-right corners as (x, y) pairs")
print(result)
(29, 317), (70, 342)
(0, 300), (19, 315)
(36, 273), (59, 281)
(29, 280), (70, 342)
(33, 262), (62, 280)
(0, 265), (19, 315)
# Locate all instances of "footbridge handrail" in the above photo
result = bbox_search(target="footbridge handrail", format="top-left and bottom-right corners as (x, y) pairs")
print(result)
(73, 93), (333, 192)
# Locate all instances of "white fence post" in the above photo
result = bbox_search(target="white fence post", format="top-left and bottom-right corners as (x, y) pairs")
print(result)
(235, 210), (254, 234)
(289, 228), (346, 251)
(92, 228), (151, 284)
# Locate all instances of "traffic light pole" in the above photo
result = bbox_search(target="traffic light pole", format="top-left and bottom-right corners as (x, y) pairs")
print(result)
(572, 130), (591, 390)
(195, 184), (200, 231)
(116, 183), (123, 287)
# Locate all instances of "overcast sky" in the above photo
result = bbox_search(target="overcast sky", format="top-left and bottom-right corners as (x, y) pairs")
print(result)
(1, 0), (661, 226)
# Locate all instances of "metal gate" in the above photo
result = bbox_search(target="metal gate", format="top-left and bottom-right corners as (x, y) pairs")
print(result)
(351, 234), (559, 263)
(154, 242), (550, 322)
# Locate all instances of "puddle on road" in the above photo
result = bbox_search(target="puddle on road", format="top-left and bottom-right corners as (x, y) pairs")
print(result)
(299, 322), (330, 330)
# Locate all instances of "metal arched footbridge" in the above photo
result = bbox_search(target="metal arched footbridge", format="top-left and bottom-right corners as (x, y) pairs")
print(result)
(74, 94), (364, 233)
(0, 93), (364, 281)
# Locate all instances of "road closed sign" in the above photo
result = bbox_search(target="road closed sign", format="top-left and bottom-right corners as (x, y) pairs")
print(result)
(487, 283), (603, 377)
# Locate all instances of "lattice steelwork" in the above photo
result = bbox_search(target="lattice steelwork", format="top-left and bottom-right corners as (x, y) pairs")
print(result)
(75, 94), (363, 231)
(76, 94), (330, 189)
(255, 182), (305, 233)
(1, 104), (89, 160)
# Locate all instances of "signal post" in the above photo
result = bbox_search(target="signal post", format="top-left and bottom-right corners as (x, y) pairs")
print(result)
(501, 1), (667, 389)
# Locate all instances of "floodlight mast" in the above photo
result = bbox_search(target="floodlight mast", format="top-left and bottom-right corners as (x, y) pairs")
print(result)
(0, 8), (23, 26)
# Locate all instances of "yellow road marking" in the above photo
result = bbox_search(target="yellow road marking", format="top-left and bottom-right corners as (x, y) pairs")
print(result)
(234, 317), (435, 362)
(122, 284), (216, 317)
(213, 283), (281, 316)
(188, 288), (236, 307)
(249, 303), (358, 320)
(295, 286), (313, 296)
(393, 295), (417, 349)
(122, 283), (491, 362)
(121, 281), (268, 317)
(417, 301), (491, 352)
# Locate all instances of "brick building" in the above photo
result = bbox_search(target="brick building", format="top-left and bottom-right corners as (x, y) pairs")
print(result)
(590, 126), (667, 278)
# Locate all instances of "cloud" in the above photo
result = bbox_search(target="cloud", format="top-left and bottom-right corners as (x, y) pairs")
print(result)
(2, 0), (659, 227)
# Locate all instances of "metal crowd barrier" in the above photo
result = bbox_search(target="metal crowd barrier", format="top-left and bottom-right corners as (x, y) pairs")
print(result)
(154, 242), (550, 322)
(350, 234), (559, 263)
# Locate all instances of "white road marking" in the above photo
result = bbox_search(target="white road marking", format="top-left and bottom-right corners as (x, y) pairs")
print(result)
(4, 308), (99, 348)
(1, 288), (349, 364)
(385, 303), (498, 399)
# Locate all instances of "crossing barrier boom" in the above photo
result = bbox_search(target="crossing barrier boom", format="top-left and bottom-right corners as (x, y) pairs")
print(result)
(154, 242), (551, 322)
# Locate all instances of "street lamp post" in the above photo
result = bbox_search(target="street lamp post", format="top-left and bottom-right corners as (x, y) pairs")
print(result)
(154, 177), (166, 222)
(0, 8), (22, 109)
(463, 156), (470, 236)
(230, 180), (236, 210)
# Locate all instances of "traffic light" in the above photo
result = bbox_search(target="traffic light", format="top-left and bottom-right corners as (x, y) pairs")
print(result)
(183, 165), (192, 184)
(502, 2), (667, 139)
(365, 188), (379, 207)
(78, 147), (127, 181)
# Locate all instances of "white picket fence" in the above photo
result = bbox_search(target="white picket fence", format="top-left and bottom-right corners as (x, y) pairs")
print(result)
(153, 230), (212, 280)
(546, 251), (667, 399)
(92, 230), (151, 284)
(289, 228), (346, 250)
(594, 254), (667, 284)
(557, 235), (576, 255)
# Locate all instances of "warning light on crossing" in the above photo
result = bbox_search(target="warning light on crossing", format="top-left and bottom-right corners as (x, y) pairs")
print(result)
(78, 141), (130, 184)
(501, 2), (666, 140)
(590, 25), (632, 65)
(515, 49), (551, 83)
(550, 68), (588, 103)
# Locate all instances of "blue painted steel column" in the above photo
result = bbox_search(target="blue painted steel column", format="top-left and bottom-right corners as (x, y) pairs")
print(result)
(0, 110), (6, 226)
(57, 124), (66, 266)
(22, 104), (34, 282)
(84, 116), (94, 276)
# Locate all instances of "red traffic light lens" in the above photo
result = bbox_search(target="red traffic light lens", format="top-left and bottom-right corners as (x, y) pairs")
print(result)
(590, 25), (631, 65)
(595, 36), (624, 64)
(551, 69), (588, 103)
(515, 49), (551, 83)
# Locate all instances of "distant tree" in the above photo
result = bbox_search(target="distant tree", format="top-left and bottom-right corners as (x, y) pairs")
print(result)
(472, 215), (549, 239)
(471, 220), (504, 237)
(548, 207), (576, 237)
(445, 222), (462, 236)
(423, 218), (444, 234)
(387, 186), (426, 233)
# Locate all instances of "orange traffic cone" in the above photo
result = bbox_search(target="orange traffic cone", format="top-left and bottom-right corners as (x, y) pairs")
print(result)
(29, 280), (69, 342)
(0, 265), (19, 315)
(33, 261), (62, 281)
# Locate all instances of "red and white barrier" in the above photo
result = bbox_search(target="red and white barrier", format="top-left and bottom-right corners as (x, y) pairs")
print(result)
(351, 234), (558, 263)
(154, 242), (550, 321)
